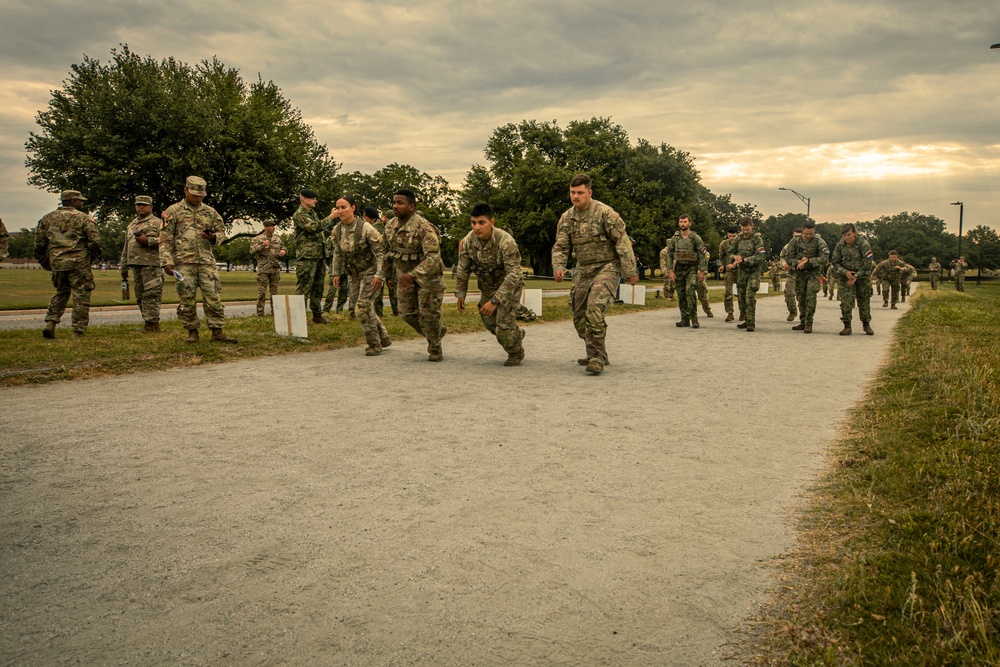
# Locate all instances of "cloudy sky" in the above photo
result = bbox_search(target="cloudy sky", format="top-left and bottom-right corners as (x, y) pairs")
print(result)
(1, 0), (998, 235)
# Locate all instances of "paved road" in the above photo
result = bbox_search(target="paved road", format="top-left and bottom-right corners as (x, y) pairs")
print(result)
(0, 288), (911, 666)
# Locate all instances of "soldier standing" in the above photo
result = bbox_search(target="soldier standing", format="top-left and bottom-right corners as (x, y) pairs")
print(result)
(783, 220), (829, 333)
(119, 195), (163, 332)
(160, 176), (237, 344)
(874, 250), (907, 308)
(928, 257), (942, 290)
(780, 228), (802, 322)
(380, 210), (400, 315)
(292, 188), (336, 324)
(250, 221), (287, 316)
(330, 195), (391, 356)
(951, 256), (967, 292)
(696, 265), (714, 318)
(719, 227), (740, 321)
(364, 206), (388, 317)
(665, 214), (708, 329)
(825, 263), (838, 301)
(553, 174), (637, 374)
(725, 216), (765, 332)
(900, 261), (916, 302)
(769, 257), (781, 294)
(455, 203), (526, 366)
(830, 223), (874, 336)
(35, 190), (101, 339)
(385, 189), (447, 361)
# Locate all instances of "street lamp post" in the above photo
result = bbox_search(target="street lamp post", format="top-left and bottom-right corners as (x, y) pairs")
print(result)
(950, 201), (964, 259)
(778, 187), (811, 218)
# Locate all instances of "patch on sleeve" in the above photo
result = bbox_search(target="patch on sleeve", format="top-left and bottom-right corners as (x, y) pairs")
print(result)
(865, 251), (874, 259)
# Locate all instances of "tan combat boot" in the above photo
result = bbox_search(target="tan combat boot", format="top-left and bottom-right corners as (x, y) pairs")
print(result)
(839, 323), (852, 336)
(210, 328), (238, 343)
(585, 358), (604, 374)
(428, 351), (443, 362)
(42, 321), (56, 339)
(185, 329), (199, 344)
(862, 323), (874, 336)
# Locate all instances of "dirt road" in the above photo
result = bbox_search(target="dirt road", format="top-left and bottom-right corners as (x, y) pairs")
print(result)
(0, 289), (911, 665)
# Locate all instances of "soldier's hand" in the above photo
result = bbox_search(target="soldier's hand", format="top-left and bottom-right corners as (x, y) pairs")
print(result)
(696, 271), (704, 283)
(263, 239), (270, 248)
(371, 276), (383, 291)
(200, 230), (216, 242)
(797, 257), (809, 270)
(279, 249), (287, 257)
(668, 270), (676, 282)
(456, 297), (465, 313)
(137, 233), (149, 246)
(626, 275), (639, 286)
(164, 264), (174, 275)
(120, 268), (128, 279)
(554, 269), (564, 282)
(478, 300), (496, 316)
(332, 275), (340, 289)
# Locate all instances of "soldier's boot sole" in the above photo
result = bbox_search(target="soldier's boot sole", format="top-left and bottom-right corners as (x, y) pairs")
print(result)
(210, 328), (238, 344)
(840, 326), (852, 336)
(791, 324), (806, 330)
(185, 329), (199, 344)
(42, 322), (56, 339)
(585, 359), (604, 374)
(725, 313), (734, 322)
(863, 324), (875, 336)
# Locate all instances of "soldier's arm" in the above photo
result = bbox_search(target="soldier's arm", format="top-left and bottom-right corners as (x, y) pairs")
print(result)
(746, 236), (765, 268)
(453, 238), (472, 300)
(33, 219), (49, 265)
(293, 208), (321, 234)
(159, 211), (175, 267)
(659, 249), (667, 275)
(119, 230), (129, 267)
(210, 210), (226, 245)
(830, 243), (847, 278)
(368, 225), (386, 281)
(145, 222), (160, 248)
(249, 236), (263, 257)
(695, 236), (709, 272)
(330, 227), (344, 275)
(495, 236), (524, 305)
(605, 212), (637, 278)
(809, 238), (829, 270)
(84, 216), (102, 261)
(551, 214), (571, 273)
(858, 242), (874, 277)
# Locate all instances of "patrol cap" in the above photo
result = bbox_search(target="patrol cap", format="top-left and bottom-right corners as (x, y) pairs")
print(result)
(60, 190), (86, 201)
(263, 220), (276, 228)
(363, 206), (379, 219)
(135, 195), (153, 205)
(185, 176), (208, 195)
(301, 188), (318, 199)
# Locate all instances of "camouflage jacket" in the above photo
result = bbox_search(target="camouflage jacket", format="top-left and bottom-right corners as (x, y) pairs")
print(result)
(903, 263), (917, 282)
(952, 260), (967, 277)
(250, 232), (287, 274)
(874, 258), (908, 284)
(782, 235), (829, 274)
(830, 236), (874, 279)
(665, 231), (708, 272)
(384, 212), (443, 283)
(928, 261), (942, 276)
(770, 260), (781, 280)
(727, 232), (767, 273)
(33, 206), (101, 271)
(552, 199), (637, 277)
(292, 205), (335, 260)
(658, 247), (668, 275)
(119, 214), (162, 266)
(719, 237), (735, 276)
(159, 198), (225, 266)
(330, 219), (385, 279)
(455, 228), (524, 305)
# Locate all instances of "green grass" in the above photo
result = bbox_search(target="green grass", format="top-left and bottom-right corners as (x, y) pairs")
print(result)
(740, 285), (1000, 666)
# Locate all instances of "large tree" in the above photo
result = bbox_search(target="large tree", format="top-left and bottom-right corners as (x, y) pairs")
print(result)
(25, 45), (338, 227)
(856, 212), (950, 267)
(965, 225), (1000, 278)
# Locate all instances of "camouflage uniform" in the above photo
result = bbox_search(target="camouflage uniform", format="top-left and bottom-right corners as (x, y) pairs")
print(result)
(726, 231), (766, 328)
(385, 212), (446, 355)
(696, 274), (713, 316)
(159, 198), (227, 330)
(720, 237), (738, 317)
(120, 211), (164, 325)
(901, 263), (916, 301)
(658, 248), (675, 299)
(322, 231), (351, 316)
(952, 259), (967, 292)
(552, 199), (637, 364)
(825, 264), (838, 301)
(928, 260), (942, 290)
(330, 218), (390, 353)
(784, 235), (829, 328)
(769, 259), (781, 293)
(0, 218), (9, 261)
(371, 219), (388, 316)
(455, 228), (525, 363)
(292, 204), (335, 317)
(665, 231), (708, 325)
(831, 236), (874, 331)
(34, 202), (101, 334)
(874, 258), (907, 308)
(250, 231), (286, 315)
(779, 242), (798, 319)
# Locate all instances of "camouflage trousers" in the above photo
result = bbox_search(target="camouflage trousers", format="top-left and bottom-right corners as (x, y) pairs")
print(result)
(256, 271), (280, 315)
(175, 264), (225, 330)
(770, 273), (781, 292)
(839, 278), (872, 325)
(882, 281), (900, 306)
(662, 276), (675, 299)
(674, 264), (700, 322)
(397, 270), (445, 354)
(572, 260), (621, 363)
(373, 280), (385, 317)
(723, 270), (738, 314)
(784, 275), (798, 315)
(45, 266), (95, 333)
(386, 276), (398, 315)
(955, 276), (964, 292)
(795, 270), (821, 326)
(130, 265), (163, 323)
(295, 258), (326, 316)
(350, 269), (389, 349)
(696, 279), (712, 314)
(736, 268), (760, 326)
(827, 280), (837, 300)
(481, 285), (524, 355)
(930, 274), (940, 290)
(323, 272), (351, 313)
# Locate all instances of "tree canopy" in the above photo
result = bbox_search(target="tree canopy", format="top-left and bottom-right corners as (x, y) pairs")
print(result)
(25, 45), (338, 226)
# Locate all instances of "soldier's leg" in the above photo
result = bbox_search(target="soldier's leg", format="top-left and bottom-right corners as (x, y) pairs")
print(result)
(675, 268), (693, 322)
(583, 266), (619, 363)
(374, 280), (384, 316)
(784, 278), (797, 316)
(175, 265), (201, 330)
(417, 277), (445, 354)
(570, 274), (592, 341)
(139, 266), (163, 324)
(257, 273), (269, 315)
(697, 280), (711, 315)
(45, 271), (72, 324)
(858, 280), (873, 327)
(930, 275), (937, 290)
(890, 282), (899, 307)
(683, 269), (700, 322)
(68, 267), (95, 334)
(322, 270), (336, 313)
(336, 273), (350, 311)
(197, 265), (226, 329)
(746, 273), (759, 326)
(957, 276), (964, 292)
(355, 273), (382, 349)
(839, 279), (856, 325)
(387, 277), (399, 315)
(132, 266), (146, 314)
(804, 273), (820, 325)
(723, 273), (735, 315)
(396, 269), (423, 335)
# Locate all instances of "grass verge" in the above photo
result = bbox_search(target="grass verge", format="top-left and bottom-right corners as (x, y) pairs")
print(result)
(738, 285), (1000, 666)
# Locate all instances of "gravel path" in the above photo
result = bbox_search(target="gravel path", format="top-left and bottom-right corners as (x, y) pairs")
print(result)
(0, 288), (912, 666)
